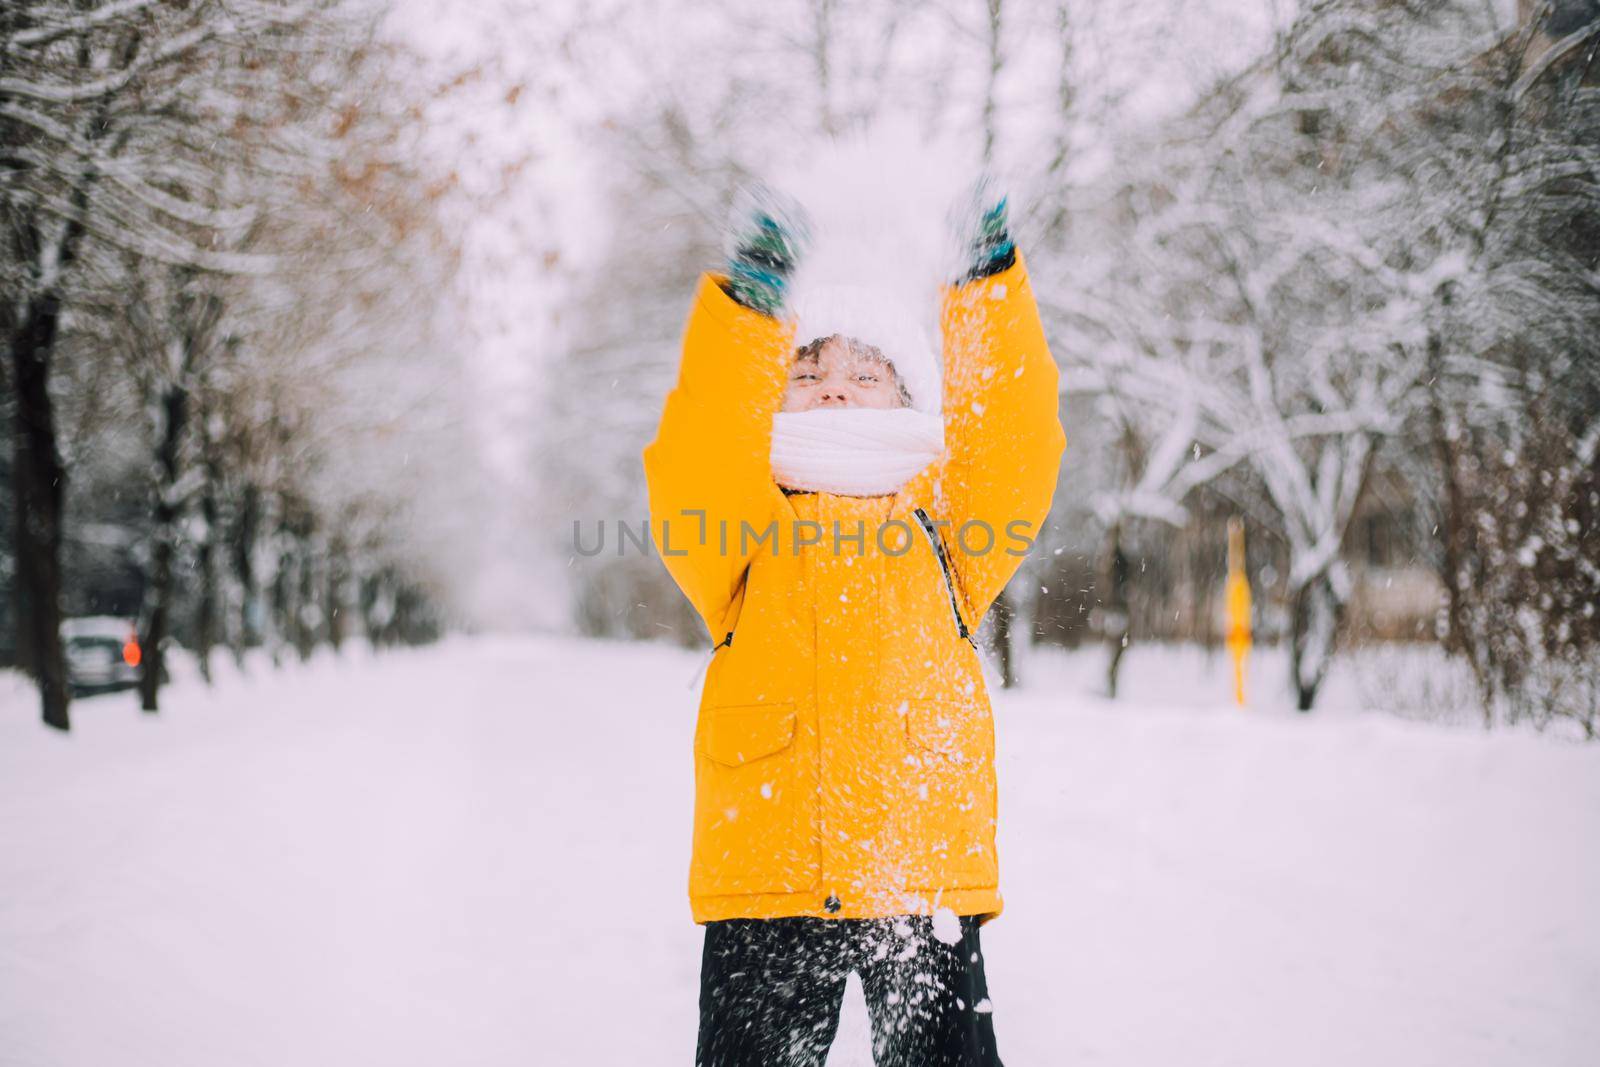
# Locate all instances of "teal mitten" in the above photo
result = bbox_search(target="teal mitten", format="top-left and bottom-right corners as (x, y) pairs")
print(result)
(723, 186), (810, 317)
(959, 179), (1017, 283)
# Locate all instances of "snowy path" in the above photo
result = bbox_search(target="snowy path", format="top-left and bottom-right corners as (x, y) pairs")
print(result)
(2, 635), (1596, 1066)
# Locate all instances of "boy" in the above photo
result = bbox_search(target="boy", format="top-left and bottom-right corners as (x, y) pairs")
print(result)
(642, 191), (1065, 1066)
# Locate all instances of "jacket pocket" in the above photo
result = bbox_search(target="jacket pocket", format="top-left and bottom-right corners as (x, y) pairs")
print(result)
(904, 699), (989, 763)
(700, 701), (796, 766)
(690, 700), (819, 898)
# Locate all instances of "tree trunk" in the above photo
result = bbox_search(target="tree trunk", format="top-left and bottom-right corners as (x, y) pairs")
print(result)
(1288, 572), (1341, 712)
(813, 0), (837, 136)
(326, 538), (347, 652)
(1425, 317), (1493, 727)
(1103, 523), (1131, 700)
(195, 476), (219, 684)
(981, 0), (1004, 166)
(270, 535), (291, 668)
(10, 293), (72, 731)
(294, 526), (316, 661)
(992, 585), (1016, 689)
(139, 379), (190, 713)
(194, 406), (222, 683)
(12, 479), (35, 680)
(1, 3), (128, 727)
(231, 482), (262, 667)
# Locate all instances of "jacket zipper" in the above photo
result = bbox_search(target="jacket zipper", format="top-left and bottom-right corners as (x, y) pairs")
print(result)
(686, 629), (735, 691)
(911, 507), (978, 650)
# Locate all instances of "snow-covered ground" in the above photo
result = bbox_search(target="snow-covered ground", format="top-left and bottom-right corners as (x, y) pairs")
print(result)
(2, 635), (1596, 1066)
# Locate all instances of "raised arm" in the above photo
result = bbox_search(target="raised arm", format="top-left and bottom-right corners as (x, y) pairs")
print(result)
(641, 275), (793, 644)
(904, 248), (1067, 634)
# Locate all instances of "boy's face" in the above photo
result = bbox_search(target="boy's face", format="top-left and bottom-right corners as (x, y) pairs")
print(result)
(783, 336), (906, 412)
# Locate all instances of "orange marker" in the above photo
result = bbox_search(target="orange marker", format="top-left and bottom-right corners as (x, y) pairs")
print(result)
(1224, 518), (1251, 707)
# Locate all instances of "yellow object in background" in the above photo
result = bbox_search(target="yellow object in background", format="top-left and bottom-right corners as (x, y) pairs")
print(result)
(1225, 518), (1252, 707)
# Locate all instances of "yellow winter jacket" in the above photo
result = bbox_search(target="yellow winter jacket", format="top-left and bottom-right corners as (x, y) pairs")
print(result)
(642, 253), (1065, 925)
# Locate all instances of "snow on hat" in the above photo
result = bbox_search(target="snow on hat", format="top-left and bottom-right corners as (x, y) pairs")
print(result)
(789, 281), (941, 414)
(772, 123), (981, 417)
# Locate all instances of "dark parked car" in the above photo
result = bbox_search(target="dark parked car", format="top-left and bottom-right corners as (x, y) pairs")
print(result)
(63, 617), (142, 695)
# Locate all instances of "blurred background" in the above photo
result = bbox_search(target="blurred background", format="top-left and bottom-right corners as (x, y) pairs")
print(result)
(5, 0), (1597, 733)
(2, 2), (1598, 1064)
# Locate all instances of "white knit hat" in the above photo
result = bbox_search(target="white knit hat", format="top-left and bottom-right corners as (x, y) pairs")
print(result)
(771, 124), (979, 417)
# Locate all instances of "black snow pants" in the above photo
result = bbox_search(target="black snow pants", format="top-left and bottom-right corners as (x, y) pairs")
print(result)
(695, 914), (1003, 1067)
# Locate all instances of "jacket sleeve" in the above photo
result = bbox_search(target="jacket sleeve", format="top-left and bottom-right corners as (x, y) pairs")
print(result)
(910, 249), (1066, 634)
(641, 273), (792, 643)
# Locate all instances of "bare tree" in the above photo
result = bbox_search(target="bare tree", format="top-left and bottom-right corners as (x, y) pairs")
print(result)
(4, 2), (466, 725)
(1, 1), (306, 728)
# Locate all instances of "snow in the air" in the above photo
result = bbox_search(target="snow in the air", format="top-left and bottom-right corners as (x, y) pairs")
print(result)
(3, 635), (1596, 1066)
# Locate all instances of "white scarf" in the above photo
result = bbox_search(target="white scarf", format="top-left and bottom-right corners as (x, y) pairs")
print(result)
(770, 408), (946, 497)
